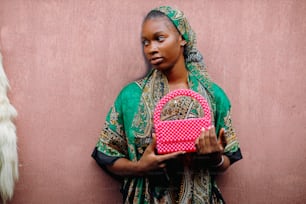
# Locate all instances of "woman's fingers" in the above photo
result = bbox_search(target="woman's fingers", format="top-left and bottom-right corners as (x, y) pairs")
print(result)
(208, 126), (218, 146)
(203, 127), (211, 147)
(153, 151), (184, 169)
(146, 134), (157, 152)
(158, 151), (185, 162)
(158, 163), (166, 168)
(196, 126), (226, 154)
(217, 128), (227, 149)
(142, 134), (185, 170)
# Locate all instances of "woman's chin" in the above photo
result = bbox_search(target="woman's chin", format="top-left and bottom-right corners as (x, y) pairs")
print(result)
(152, 64), (170, 72)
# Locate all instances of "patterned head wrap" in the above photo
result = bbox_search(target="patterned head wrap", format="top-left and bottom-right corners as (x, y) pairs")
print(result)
(152, 6), (213, 97)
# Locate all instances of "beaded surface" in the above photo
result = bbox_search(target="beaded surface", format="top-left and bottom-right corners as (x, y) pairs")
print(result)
(154, 89), (211, 154)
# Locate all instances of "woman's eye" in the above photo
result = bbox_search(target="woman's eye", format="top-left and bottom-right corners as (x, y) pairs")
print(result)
(142, 40), (149, 46)
(157, 36), (165, 42)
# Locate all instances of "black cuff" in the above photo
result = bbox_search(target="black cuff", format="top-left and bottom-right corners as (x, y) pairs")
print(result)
(91, 147), (120, 167)
(224, 148), (243, 165)
(91, 147), (123, 181)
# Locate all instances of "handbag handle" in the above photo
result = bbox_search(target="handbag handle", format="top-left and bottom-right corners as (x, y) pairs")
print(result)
(153, 89), (211, 125)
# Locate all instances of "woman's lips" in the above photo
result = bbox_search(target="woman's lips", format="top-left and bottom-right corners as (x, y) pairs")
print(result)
(150, 57), (163, 65)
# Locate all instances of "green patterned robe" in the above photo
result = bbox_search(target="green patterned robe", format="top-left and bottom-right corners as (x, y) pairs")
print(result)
(93, 68), (242, 204)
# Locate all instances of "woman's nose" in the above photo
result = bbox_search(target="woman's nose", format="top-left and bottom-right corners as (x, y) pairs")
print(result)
(148, 42), (158, 54)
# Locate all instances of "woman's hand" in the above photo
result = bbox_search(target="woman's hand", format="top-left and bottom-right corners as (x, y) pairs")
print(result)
(106, 135), (184, 177)
(194, 126), (230, 170)
(195, 126), (226, 155)
(136, 135), (185, 174)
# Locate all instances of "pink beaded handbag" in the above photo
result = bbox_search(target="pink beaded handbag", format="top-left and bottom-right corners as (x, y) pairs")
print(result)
(154, 89), (212, 154)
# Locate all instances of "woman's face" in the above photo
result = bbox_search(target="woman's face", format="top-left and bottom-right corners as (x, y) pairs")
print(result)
(141, 17), (185, 71)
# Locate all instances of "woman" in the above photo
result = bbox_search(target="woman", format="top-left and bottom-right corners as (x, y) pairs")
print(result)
(92, 6), (242, 203)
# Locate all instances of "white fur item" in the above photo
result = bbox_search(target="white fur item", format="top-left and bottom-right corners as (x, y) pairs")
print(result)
(0, 52), (18, 204)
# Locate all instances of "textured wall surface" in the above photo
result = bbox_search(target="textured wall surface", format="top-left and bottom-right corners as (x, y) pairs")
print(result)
(0, 0), (306, 203)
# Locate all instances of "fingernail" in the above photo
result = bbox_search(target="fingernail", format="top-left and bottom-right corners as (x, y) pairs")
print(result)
(201, 127), (205, 131)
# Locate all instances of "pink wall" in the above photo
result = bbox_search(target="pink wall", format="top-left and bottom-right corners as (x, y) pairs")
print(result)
(1, 0), (306, 203)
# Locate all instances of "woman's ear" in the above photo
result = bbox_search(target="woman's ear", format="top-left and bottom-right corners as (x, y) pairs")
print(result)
(180, 40), (187, 46)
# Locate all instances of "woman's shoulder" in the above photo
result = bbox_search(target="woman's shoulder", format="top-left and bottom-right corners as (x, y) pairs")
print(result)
(121, 81), (140, 91)
(117, 81), (143, 100)
(211, 82), (226, 96)
(119, 75), (149, 95)
(210, 82), (231, 107)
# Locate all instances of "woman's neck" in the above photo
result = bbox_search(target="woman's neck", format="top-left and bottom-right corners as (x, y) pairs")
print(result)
(164, 64), (189, 91)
